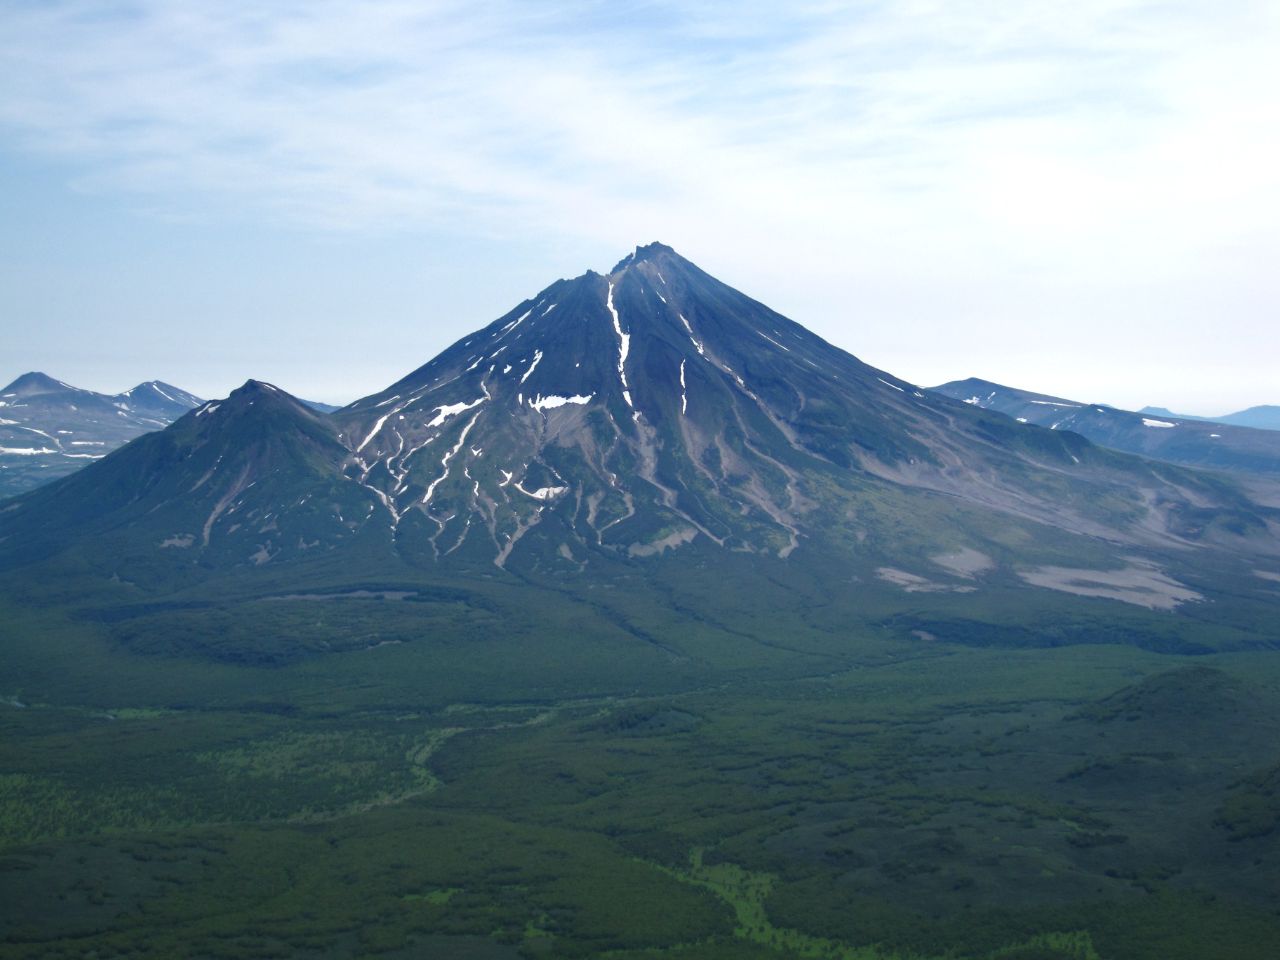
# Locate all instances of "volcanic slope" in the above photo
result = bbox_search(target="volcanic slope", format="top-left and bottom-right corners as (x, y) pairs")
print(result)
(0, 380), (383, 583)
(2, 244), (1278, 613)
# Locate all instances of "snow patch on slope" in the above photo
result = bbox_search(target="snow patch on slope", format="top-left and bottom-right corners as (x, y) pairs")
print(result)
(426, 397), (486, 428)
(422, 412), (483, 505)
(515, 481), (568, 501)
(519, 350), (543, 384)
(529, 394), (593, 412)
(606, 282), (633, 409)
(680, 314), (705, 356)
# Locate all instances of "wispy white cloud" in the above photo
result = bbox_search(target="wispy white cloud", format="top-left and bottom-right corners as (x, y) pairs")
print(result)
(1, 0), (1277, 407)
(5, 1), (1273, 233)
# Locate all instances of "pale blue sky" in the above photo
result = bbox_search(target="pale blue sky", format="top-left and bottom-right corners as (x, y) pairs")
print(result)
(1, 1), (1277, 412)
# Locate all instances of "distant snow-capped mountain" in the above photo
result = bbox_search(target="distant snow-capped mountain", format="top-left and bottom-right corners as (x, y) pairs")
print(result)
(931, 377), (1280, 476)
(0, 372), (204, 498)
(1140, 404), (1280, 433)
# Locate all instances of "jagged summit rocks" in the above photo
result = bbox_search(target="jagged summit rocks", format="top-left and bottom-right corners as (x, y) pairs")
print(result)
(609, 240), (678, 272)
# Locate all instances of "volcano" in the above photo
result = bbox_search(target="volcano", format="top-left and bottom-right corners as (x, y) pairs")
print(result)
(2, 244), (1277, 621)
(322, 242), (1276, 569)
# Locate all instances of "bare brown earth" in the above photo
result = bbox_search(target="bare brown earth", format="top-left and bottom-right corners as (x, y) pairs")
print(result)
(1018, 560), (1202, 610)
(876, 567), (976, 594)
(930, 547), (994, 578)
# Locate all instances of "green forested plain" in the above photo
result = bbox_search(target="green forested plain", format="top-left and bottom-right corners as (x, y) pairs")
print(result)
(2, 553), (1280, 959)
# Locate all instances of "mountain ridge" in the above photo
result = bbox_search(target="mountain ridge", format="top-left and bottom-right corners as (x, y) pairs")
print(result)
(1141, 404), (1280, 432)
(932, 376), (1280, 477)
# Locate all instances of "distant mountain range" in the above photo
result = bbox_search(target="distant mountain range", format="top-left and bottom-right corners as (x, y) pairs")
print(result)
(3, 244), (1277, 645)
(1140, 404), (1280, 432)
(302, 399), (342, 414)
(0, 372), (204, 498)
(931, 377), (1280, 477)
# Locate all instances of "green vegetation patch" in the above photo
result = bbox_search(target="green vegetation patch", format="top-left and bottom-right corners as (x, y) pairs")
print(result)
(1217, 764), (1280, 840)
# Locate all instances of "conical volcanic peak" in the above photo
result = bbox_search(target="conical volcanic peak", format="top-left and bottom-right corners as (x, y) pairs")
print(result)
(171, 380), (344, 458)
(197, 379), (310, 415)
(115, 381), (205, 418)
(0, 379), (377, 575)
(2, 372), (81, 398)
(322, 244), (1270, 571)
(329, 241), (902, 565)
